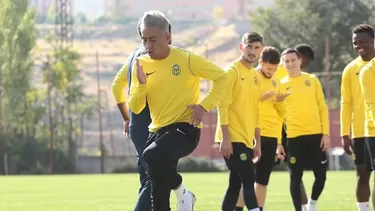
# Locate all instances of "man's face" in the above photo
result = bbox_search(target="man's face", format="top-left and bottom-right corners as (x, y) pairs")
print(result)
(283, 53), (302, 71)
(300, 54), (311, 69)
(141, 26), (171, 59)
(352, 32), (374, 58)
(260, 62), (278, 79)
(240, 41), (263, 63)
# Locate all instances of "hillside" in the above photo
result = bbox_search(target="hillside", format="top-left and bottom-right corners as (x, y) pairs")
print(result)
(34, 22), (248, 156)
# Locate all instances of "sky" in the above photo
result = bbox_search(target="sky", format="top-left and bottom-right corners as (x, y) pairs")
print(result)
(74, 0), (104, 18)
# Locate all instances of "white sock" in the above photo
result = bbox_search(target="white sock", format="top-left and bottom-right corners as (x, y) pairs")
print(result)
(302, 204), (308, 210)
(249, 208), (260, 211)
(308, 198), (317, 204)
(307, 199), (317, 210)
(357, 202), (370, 211)
(173, 183), (186, 200)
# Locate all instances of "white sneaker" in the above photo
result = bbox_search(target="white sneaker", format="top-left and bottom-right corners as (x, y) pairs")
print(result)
(176, 190), (196, 211)
(307, 204), (316, 211)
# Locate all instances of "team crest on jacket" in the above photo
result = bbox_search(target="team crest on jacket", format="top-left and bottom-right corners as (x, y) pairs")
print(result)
(305, 80), (311, 87)
(253, 76), (258, 85)
(272, 80), (277, 87)
(172, 64), (181, 76)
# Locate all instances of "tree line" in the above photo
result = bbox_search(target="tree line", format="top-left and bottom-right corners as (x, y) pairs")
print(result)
(250, 0), (375, 108)
(1, 0), (374, 175)
(0, 0), (95, 174)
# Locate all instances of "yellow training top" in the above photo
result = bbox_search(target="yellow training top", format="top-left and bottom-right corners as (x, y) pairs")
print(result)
(340, 57), (369, 138)
(258, 72), (285, 143)
(280, 72), (330, 138)
(128, 46), (228, 132)
(215, 59), (260, 149)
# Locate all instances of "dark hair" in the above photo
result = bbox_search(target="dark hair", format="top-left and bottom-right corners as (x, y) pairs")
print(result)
(260, 46), (280, 64)
(281, 48), (301, 58)
(242, 32), (263, 44)
(353, 24), (374, 38)
(295, 44), (314, 60)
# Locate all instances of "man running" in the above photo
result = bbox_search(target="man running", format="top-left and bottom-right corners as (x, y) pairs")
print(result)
(111, 19), (172, 211)
(129, 10), (228, 211)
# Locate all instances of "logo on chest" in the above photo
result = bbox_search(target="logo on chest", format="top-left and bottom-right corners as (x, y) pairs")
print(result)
(305, 80), (311, 87)
(272, 80), (277, 87)
(172, 64), (181, 76)
(253, 76), (258, 85)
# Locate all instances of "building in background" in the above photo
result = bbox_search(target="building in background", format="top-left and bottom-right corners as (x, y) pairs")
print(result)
(29, 0), (54, 16)
(103, 0), (275, 21)
(29, 0), (75, 17)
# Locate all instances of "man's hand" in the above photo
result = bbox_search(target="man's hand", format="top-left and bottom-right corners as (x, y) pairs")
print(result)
(219, 138), (233, 159)
(320, 135), (330, 152)
(253, 142), (262, 163)
(276, 144), (286, 160)
(276, 92), (291, 102)
(341, 136), (353, 155)
(187, 104), (207, 127)
(123, 121), (130, 137)
(136, 59), (147, 84)
(261, 90), (276, 101)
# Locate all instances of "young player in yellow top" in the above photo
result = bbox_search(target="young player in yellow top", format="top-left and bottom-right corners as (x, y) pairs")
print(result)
(276, 44), (316, 210)
(274, 44), (315, 80)
(341, 24), (375, 211)
(215, 32), (262, 211)
(253, 46), (289, 211)
(278, 48), (330, 211)
(128, 11), (228, 211)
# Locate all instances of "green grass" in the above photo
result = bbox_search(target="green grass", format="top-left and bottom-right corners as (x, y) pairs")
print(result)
(0, 171), (368, 210)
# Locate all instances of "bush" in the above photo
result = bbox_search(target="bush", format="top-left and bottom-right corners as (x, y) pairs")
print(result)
(110, 157), (222, 173)
(110, 162), (138, 173)
(177, 157), (221, 172)
(3, 134), (75, 175)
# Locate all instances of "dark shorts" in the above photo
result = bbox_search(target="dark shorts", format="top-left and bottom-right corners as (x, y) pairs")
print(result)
(224, 143), (255, 177)
(287, 134), (327, 171)
(365, 137), (375, 171)
(255, 136), (277, 185)
(352, 137), (367, 166)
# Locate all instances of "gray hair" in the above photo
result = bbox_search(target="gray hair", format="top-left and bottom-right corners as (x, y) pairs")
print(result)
(139, 10), (170, 32)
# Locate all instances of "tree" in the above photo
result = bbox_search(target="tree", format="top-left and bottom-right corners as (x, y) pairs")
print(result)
(250, 0), (375, 107)
(76, 12), (88, 24)
(39, 41), (96, 164)
(45, 3), (55, 24)
(0, 0), (39, 174)
(0, 0), (94, 174)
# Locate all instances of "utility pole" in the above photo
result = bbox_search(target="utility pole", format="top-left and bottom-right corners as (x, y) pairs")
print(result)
(96, 51), (104, 173)
(0, 61), (4, 175)
(46, 56), (54, 174)
(54, 0), (74, 174)
(55, 0), (74, 49)
(325, 37), (331, 107)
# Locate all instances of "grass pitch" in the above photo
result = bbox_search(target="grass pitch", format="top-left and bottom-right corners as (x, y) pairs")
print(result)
(0, 171), (367, 211)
